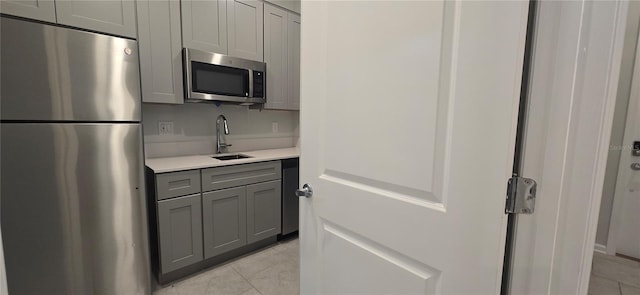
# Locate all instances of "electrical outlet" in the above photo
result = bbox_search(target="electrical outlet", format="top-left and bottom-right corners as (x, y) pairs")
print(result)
(272, 122), (279, 133)
(158, 121), (174, 136)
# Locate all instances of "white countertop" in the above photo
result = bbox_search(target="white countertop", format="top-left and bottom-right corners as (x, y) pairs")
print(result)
(145, 147), (300, 173)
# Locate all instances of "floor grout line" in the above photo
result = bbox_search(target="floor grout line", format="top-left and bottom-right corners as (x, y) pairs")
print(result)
(230, 266), (264, 295)
(591, 253), (640, 295)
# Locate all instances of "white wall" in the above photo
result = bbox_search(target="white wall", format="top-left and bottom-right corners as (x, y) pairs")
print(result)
(596, 3), (640, 247)
(142, 103), (299, 158)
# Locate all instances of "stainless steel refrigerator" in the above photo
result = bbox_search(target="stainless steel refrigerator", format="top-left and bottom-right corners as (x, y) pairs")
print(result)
(0, 17), (151, 294)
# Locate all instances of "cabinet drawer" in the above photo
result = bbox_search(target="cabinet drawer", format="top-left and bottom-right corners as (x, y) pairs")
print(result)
(201, 161), (281, 191)
(156, 170), (201, 200)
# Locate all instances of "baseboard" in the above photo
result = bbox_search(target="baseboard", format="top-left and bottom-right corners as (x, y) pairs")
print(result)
(594, 243), (607, 254)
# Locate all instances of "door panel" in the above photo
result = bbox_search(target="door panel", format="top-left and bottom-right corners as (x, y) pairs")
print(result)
(246, 180), (282, 243)
(264, 3), (288, 110)
(0, 0), (56, 22)
(287, 12), (301, 110)
(181, 0), (228, 54)
(202, 187), (247, 258)
(55, 0), (137, 38)
(300, 1), (528, 294)
(137, 0), (184, 104)
(227, 0), (264, 61)
(158, 194), (203, 273)
(322, 221), (439, 295)
(0, 123), (150, 295)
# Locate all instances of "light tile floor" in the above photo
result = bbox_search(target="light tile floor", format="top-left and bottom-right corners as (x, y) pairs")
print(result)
(154, 238), (299, 295)
(589, 252), (640, 295)
(156, 242), (637, 295)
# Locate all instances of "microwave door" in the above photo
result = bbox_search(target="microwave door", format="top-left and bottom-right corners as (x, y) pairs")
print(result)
(191, 61), (250, 98)
(248, 69), (254, 98)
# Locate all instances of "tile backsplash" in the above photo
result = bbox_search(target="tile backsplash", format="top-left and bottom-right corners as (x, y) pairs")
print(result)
(143, 103), (299, 158)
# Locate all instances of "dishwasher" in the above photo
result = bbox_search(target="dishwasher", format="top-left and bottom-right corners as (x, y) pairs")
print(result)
(281, 158), (299, 236)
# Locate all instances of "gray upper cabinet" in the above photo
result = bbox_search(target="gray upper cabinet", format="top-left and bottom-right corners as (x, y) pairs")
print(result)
(264, 7), (300, 110)
(263, 4), (288, 110)
(158, 194), (204, 274)
(202, 187), (247, 258)
(181, 0), (228, 54)
(287, 12), (301, 110)
(264, 0), (299, 14)
(55, 0), (137, 38)
(0, 0), (56, 22)
(137, 0), (184, 104)
(246, 180), (281, 243)
(227, 0), (263, 61)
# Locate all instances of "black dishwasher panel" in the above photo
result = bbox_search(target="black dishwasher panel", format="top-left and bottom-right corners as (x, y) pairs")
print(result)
(281, 158), (299, 235)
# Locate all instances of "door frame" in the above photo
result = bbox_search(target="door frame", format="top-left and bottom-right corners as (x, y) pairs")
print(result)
(605, 27), (640, 257)
(510, 1), (629, 294)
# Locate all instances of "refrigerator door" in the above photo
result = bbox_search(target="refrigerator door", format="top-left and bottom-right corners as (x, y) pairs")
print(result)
(1, 123), (151, 295)
(0, 17), (141, 122)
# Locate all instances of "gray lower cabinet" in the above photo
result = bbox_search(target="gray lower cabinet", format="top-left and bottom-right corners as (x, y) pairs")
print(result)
(202, 187), (247, 258)
(158, 194), (203, 274)
(55, 0), (137, 38)
(0, 0), (56, 22)
(149, 160), (283, 280)
(246, 180), (282, 243)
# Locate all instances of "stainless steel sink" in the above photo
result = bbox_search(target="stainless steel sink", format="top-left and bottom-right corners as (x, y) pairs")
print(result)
(212, 154), (252, 161)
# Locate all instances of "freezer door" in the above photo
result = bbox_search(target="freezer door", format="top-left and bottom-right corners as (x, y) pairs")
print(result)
(0, 17), (141, 122)
(0, 123), (151, 295)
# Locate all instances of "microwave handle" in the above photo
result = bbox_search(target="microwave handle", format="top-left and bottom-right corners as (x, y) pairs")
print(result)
(248, 69), (253, 97)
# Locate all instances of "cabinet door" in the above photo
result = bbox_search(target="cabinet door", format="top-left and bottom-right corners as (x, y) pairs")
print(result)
(227, 0), (264, 61)
(55, 0), (137, 38)
(182, 0), (228, 54)
(137, 0), (184, 104)
(287, 12), (301, 110)
(263, 4), (288, 110)
(158, 194), (203, 274)
(202, 187), (247, 258)
(0, 0), (56, 22)
(246, 180), (282, 243)
(263, 0), (300, 14)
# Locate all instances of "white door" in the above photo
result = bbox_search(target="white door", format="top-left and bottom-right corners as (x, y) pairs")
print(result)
(299, 1), (528, 294)
(613, 33), (640, 260)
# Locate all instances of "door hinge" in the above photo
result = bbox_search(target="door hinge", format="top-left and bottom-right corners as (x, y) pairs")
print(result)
(505, 177), (537, 214)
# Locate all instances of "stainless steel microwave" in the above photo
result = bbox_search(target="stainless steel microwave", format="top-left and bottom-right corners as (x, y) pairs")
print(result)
(183, 48), (266, 104)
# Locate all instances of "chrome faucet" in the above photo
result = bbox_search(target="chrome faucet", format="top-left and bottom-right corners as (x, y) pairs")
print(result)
(216, 115), (232, 154)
